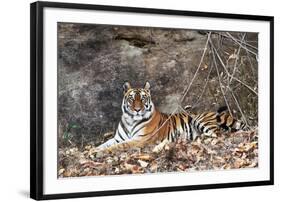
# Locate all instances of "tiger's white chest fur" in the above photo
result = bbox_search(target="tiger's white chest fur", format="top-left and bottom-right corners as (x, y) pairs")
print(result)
(121, 104), (155, 138)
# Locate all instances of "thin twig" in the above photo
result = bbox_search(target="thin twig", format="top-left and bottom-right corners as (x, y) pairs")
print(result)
(81, 134), (84, 150)
(226, 32), (258, 58)
(210, 39), (258, 96)
(211, 45), (233, 117)
(191, 61), (214, 109)
(148, 33), (212, 137)
(214, 32), (258, 51)
(242, 34), (256, 78)
(178, 104), (191, 114)
(228, 33), (246, 85)
(227, 86), (249, 127)
(240, 33), (257, 85)
(180, 32), (211, 103)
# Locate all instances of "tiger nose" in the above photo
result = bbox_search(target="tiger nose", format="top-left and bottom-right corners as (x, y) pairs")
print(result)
(134, 107), (142, 112)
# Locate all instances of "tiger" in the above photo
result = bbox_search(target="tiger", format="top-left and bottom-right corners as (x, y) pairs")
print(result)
(96, 81), (246, 152)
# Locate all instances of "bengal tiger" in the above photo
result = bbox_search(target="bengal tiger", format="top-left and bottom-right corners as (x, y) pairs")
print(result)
(96, 81), (246, 152)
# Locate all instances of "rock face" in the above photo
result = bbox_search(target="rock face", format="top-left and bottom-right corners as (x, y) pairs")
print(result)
(58, 23), (258, 146)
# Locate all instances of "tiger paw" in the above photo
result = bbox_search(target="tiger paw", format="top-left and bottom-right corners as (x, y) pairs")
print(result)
(203, 132), (217, 138)
(152, 139), (170, 153)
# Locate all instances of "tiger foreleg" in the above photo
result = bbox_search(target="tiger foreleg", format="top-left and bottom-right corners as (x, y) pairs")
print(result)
(96, 138), (117, 150)
(203, 131), (217, 138)
(97, 139), (143, 153)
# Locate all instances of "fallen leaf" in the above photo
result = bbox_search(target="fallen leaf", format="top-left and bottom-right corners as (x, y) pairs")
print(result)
(138, 160), (149, 168)
(58, 168), (65, 175)
(131, 153), (153, 161)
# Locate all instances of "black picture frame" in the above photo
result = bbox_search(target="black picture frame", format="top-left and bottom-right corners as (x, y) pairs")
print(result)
(30, 1), (274, 200)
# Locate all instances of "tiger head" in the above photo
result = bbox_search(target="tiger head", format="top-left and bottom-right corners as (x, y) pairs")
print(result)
(122, 81), (155, 121)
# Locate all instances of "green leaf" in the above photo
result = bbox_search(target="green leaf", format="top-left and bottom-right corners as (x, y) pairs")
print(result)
(63, 131), (69, 139)
(71, 124), (79, 129)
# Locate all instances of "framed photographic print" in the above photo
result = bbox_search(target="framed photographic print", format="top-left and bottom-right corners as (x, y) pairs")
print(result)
(30, 1), (274, 200)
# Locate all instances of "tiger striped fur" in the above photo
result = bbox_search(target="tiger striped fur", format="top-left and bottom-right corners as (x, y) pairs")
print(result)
(97, 82), (246, 152)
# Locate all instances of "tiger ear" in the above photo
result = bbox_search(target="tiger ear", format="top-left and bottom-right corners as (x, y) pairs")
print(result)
(123, 82), (131, 94)
(144, 81), (151, 90)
